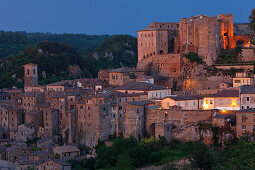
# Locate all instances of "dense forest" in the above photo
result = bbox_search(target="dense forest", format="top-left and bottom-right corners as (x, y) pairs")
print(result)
(68, 136), (255, 170)
(0, 32), (137, 88)
(0, 31), (110, 58)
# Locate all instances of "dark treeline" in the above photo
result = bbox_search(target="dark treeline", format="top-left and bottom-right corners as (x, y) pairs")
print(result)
(0, 34), (137, 88)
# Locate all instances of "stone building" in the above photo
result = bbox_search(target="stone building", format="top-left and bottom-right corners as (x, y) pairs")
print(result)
(43, 109), (59, 139)
(233, 72), (254, 88)
(137, 13), (253, 75)
(98, 69), (109, 83)
(24, 63), (38, 87)
(145, 106), (217, 140)
(53, 145), (80, 161)
(29, 150), (54, 161)
(24, 63), (44, 92)
(236, 108), (255, 137)
(5, 147), (24, 162)
(240, 85), (255, 109)
(155, 123), (172, 143)
(161, 95), (203, 110)
(22, 92), (44, 112)
(179, 15), (222, 66)
(37, 159), (71, 170)
(108, 67), (144, 86)
(25, 110), (43, 127)
(115, 82), (171, 100)
(203, 90), (239, 110)
(0, 105), (12, 137)
(16, 123), (36, 142)
(122, 101), (154, 140)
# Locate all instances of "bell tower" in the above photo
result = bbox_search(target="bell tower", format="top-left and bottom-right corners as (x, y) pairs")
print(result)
(24, 63), (38, 87)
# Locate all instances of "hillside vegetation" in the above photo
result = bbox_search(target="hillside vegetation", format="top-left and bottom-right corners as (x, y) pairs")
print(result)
(0, 31), (110, 58)
(0, 34), (137, 88)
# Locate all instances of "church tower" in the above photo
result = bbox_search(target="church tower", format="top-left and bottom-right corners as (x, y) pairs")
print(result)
(24, 63), (38, 87)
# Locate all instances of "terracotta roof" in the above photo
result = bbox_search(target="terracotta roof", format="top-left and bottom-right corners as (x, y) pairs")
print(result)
(17, 160), (35, 165)
(206, 90), (239, 98)
(213, 114), (230, 119)
(51, 159), (71, 166)
(19, 123), (34, 128)
(237, 108), (255, 113)
(30, 150), (52, 156)
(53, 145), (80, 153)
(240, 85), (255, 94)
(23, 92), (43, 97)
(37, 137), (53, 144)
(108, 67), (137, 73)
(24, 63), (38, 66)
(47, 80), (70, 86)
(115, 82), (167, 91)
(36, 102), (50, 108)
(26, 110), (41, 115)
(127, 100), (154, 106)
(164, 95), (203, 101)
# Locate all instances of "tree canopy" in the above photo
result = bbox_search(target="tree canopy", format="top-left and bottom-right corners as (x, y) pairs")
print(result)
(249, 8), (255, 33)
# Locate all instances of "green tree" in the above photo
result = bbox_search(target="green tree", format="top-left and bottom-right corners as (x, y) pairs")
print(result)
(219, 141), (255, 169)
(116, 152), (134, 170)
(190, 143), (213, 170)
(184, 52), (203, 64)
(249, 8), (255, 33)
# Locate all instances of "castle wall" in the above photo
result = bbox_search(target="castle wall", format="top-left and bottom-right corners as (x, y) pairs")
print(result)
(154, 54), (182, 77)
(179, 15), (222, 66)
(214, 64), (254, 71)
(237, 48), (255, 62)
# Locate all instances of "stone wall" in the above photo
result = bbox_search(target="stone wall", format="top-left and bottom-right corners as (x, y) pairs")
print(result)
(214, 64), (254, 71)
(237, 48), (255, 62)
(145, 108), (217, 134)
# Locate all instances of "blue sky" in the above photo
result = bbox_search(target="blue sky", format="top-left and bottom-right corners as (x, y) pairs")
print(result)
(0, 0), (253, 35)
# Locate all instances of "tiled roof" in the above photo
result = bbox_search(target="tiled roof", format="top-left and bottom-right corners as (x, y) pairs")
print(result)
(127, 100), (154, 106)
(23, 92), (43, 97)
(115, 82), (167, 91)
(36, 102), (50, 108)
(54, 145), (80, 153)
(27, 110), (41, 115)
(47, 80), (70, 86)
(17, 159), (35, 165)
(51, 159), (71, 166)
(24, 63), (38, 66)
(237, 108), (255, 113)
(37, 137), (53, 144)
(240, 85), (255, 94)
(206, 90), (239, 98)
(38, 159), (70, 166)
(165, 95), (203, 101)
(30, 150), (51, 156)
(20, 123), (34, 128)
(108, 67), (137, 73)
(213, 114), (230, 119)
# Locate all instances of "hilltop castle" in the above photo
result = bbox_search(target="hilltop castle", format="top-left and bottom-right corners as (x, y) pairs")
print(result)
(137, 14), (253, 77)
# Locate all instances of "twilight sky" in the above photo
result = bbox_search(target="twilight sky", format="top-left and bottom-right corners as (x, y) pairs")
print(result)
(0, 0), (253, 36)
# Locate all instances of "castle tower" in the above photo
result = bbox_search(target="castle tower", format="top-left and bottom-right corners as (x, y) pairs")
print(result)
(24, 63), (38, 87)
(218, 14), (235, 49)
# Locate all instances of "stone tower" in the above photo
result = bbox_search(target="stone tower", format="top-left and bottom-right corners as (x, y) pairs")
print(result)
(24, 63), (38, 87)
(218, 14), (235, 49)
